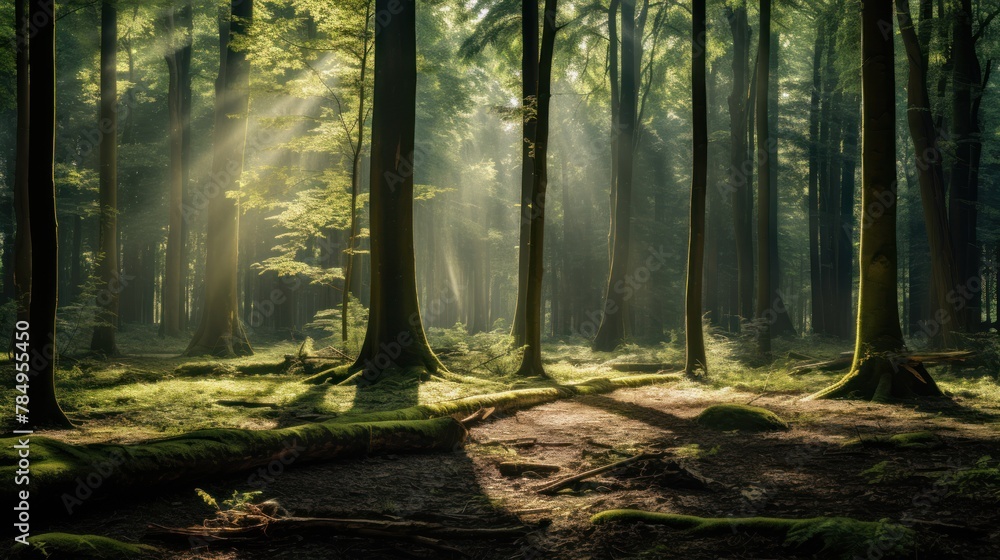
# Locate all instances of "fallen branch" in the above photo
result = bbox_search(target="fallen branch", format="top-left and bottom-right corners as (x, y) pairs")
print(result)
(791, 350), (976, 375)
(536, 452), (663, 494)
(498, 461), (561, 477)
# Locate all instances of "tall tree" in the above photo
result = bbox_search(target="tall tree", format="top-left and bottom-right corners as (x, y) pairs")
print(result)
(511, 0), (540, 347)
(754, 0), (772, 356)
(683, 0), (708, 374)
(815, 0), (941, 401)
(185, 0), (254, 357)
(515, 0), (559, 377)
(27, 0), (72, 428)
(948, 0), (987, 331)
(896, 0), (960, 347)
(808, 26), (824, 333)
(162, 4), (184, 337)
(12, 0), (30, 331)
(91, 0), (121, 356)
(766, 29), (795, 336)
(350, 0), (442, 380)
(727, 3), (754, 329)
(593, 0), (638, 351)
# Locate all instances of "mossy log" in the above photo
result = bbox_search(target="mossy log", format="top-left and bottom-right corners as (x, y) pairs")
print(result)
(609, 363), (682, 373)
(0, 417), (466, 517)
(842, 431), (943, 450)
(9, 533), (161, 559)
(695, 404), (789, 432)
(591, 510), (916, 559)
(174, 359), (288, 377)
(497, 461), (561, 477)
(322, 373), (682, 425)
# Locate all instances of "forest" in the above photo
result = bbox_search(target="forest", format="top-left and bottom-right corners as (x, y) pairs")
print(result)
(1, 0), (999, 557)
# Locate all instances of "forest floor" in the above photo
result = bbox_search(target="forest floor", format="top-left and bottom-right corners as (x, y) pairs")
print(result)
(3, 326), (1000, 559)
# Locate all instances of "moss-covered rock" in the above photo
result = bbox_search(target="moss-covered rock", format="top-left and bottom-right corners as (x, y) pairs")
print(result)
(591, 510), (916, 560)
(9, 533), (160, 559)
(695, 404), (789, 432)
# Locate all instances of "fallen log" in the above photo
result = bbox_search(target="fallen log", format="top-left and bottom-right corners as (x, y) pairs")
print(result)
(148, 516), (530, 542)
(8, 532), (161, 559)
(174, 359), (289, 377)
(590, 510), (917, 560)
(609, 363), (681, 373)
(0, 417), (466, 517)
(536, 452), (662, 494)
(498, 461), (561, 477)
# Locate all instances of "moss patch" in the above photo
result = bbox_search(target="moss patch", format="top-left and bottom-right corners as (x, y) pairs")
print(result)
(695, 404), (789, 432)
(9, 533), (160, 559)
(591, 510), (916, 559)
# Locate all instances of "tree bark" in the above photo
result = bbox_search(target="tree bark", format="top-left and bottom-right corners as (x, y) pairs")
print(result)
(27, 0), (72, 428)
(511, 0), (540, 347)
(683, 0), (708, 374)
(91, 0), (121, 356)
(185, 1), (254, 357)
(837, 95), (859, 339)
(516, 0), (558, 376)
(593, 0), (637, 352)
(766, 30), (795, 336)
(815, 0), (941, 401)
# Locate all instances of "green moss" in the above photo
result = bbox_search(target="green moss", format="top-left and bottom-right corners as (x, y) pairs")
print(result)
(174, 359), (287, 377)
(9, 533), (160, 559)
(844, 431), (943, 449)
(591, 510), (916, 559)
(695, 404), (789, 432)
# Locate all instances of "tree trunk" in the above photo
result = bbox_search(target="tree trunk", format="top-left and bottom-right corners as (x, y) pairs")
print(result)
(185, 1), (254, 357)
(511, 0), (540, 347)
(754, 0), (772, 356)
(683, 0), (708, 374)
(837, 95), (859, 339)
(808, 27), (824, 334)
(814, 0), (941, 401)
(896, 0), (960, 347)
(593, 0), (637, 352)
(948, 0), (980, 331)
(515, 0), (559, 377)
(163, 5), (183, 337)
(27, 0), (72, 428)
(179, 0), (193, 330)
(766, 30), (795, 336)
(350, 0), (442, 381)
(91, 0), (121, 356)
(727, 4), (753, 329)
(818, 21), (840, 338)
(12, 0), (31, 331)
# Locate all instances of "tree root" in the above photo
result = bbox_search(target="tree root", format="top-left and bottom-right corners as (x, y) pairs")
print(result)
(811, 356), (943, 402)
(591, 510), (917, 559)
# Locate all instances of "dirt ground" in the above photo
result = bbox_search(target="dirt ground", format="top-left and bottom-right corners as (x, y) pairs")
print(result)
(56, 383), (1000, 559)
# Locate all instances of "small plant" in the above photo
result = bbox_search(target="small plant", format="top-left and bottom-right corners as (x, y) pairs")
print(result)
(861, 460), (913, 484)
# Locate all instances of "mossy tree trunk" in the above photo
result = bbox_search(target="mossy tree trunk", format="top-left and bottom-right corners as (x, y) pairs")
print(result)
(186, 1), (253, 358)
(683, 0), (707, 374)
(593, 0), (637, 352)
(90, 0), (120, 357)
(814, 0), (941, 402)
(511, 0), (539, 348)
(351, 0), (442, 381)
(515, 0), (559, 377)
(27, 0), (72, 429)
